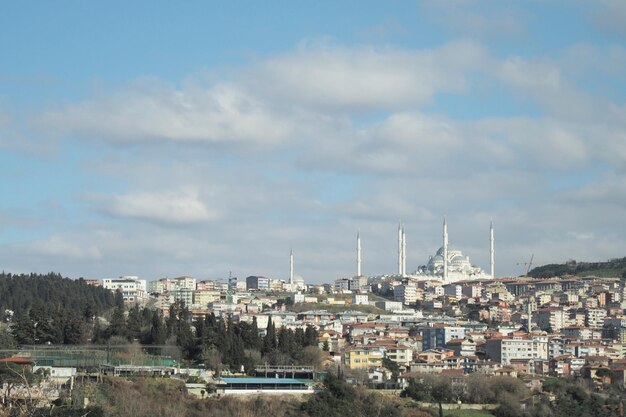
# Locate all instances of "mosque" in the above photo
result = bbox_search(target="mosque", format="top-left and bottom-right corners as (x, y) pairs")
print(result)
(356, 219), (495, 284)
(415, 244), (491, 282)
(409, 219), (494, 283)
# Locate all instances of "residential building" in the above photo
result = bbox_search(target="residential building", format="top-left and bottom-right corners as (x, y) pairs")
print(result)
(246, 276), (270, 291)
(485, 334), (548, 365)
(343, 345), (384, 369)
(102, 276), (147, 304)
(394, 282), (418, 305)
(422, 325), (467, 350)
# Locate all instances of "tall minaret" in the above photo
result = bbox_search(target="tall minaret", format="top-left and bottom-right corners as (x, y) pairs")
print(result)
(356, 231), (362, 277)
(490, 221), (495, 279)
(401, 228), (407, 276)
(398, 223), (403, 275)
(443, 218), (448, 282)
(290, 249), (294, 286)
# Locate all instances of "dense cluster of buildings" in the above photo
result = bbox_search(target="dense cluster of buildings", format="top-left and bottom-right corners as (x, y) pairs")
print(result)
(90, 266), (626, 389)
(85, 221), (626, 390)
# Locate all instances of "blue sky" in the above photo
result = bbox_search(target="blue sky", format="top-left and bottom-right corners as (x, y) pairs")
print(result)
(1, 1), (626, 282)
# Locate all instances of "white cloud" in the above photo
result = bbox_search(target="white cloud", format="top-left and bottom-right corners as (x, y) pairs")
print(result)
(248, 40), (487, 111)
(39, 81), (299, 148)
(102, 189), (217, 225)
(28, 236), (102, 260)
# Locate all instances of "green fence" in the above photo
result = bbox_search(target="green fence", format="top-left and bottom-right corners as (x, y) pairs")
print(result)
(0, 345), (180, 369)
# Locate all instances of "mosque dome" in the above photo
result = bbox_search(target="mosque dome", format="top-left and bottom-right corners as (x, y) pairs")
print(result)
(417, 243), (487, 282)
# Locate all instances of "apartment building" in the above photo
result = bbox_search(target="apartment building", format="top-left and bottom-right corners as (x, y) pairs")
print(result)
(485, 334), (548, 365)
(343, 345), (384, 369)
(585, 308), (607, 329)
(535, 308), (569, 332)
(422, 325), (467, 350)
(102, 276), (147, 304)
(394, 282), (418, 305)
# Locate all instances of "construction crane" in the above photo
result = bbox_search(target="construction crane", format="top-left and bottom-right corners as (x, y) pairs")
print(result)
(517, 254), (534, 277)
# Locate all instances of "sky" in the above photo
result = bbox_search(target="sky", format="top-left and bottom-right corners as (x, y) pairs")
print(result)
(1, 1), (626, 283)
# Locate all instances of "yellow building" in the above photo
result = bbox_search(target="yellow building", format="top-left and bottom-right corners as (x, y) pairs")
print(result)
(193, 290), (221, 306)
(343, 346), (383, 369)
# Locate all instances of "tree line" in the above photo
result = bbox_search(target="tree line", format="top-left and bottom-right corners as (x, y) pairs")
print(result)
(528, 257), (626, 279)
(0, 272), (116, 319)
(0, 272), (118, 347)
(401, 373), (623, 417)
(3, 282), (321, 370)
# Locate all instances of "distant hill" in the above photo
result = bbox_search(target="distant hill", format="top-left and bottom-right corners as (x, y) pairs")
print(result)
(527, 257), (626, 279)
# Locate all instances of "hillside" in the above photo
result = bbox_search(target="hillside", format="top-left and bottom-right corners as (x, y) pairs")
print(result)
(0, 272), (117, 318)
(527, 257), (626, 279)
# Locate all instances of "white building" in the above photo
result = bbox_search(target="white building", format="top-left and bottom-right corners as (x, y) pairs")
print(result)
(174, 276), (197, 291)
(585, 308), (607, 329)
(174, 287), (194, 307)
(535, 308), (569, 332)
(352, 294), (369, 305)
(147, 278), (172, 294)
(394, 282), (418, 305)
(102, 276), (147, 304)
(486, 334), (548, 365)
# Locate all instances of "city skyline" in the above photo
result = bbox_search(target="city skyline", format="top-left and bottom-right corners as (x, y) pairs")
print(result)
(1, 2), (626, 283)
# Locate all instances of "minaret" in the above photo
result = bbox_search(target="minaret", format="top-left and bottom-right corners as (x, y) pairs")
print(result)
(398, 223), (403, 275)
(402, 228), (407, 276)
(490, 221), (495, 279)
(290, 249), (294, 286)
(443, 218), (448, 282)
(356, 231), (362, 277)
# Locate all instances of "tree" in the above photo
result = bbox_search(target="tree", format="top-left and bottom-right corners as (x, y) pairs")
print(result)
(11, 312), (35, 345)
(304, 325), (318, 346)
(0, 363), (40, 409)
(150, 312), (167, 345)
(431, 379), (452, 417)
(0, 328), (16, 349)
(262, 317), (276, 355)
(402, 378), (433, 402)
(108, 304), (126, 338)
(301, 372), (401, 417)
(63, 316), (86, 344)
(126, 304), (143, 341)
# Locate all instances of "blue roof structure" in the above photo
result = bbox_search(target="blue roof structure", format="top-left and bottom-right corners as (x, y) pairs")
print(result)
(219, 377), (313, 385)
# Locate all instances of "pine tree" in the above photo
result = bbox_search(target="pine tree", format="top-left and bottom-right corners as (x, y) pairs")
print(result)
(262, 316), (276, 355)
(126, 304), (142, 341)
(150, 312), (167, 345)
(11, 313), (34, 345)
(304, 325), (318, 347)
(109, 305), (126, 338)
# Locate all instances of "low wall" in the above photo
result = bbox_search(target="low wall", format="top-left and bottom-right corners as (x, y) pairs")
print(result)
(416, 402), (498, 410)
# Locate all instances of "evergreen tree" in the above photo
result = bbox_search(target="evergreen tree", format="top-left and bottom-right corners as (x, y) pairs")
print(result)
(11, 312), (35, 345)
(150, 312), (167, 345)
(63, 316), (85, 344)
(262, 316), (276, 355)
(109, 305), (126, 338)
(304, 325), (318, 346)
(126, 304), (142, 341)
